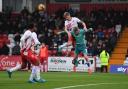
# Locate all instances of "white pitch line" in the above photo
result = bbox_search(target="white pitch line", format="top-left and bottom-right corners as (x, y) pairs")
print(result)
(53, 83), (122, 89)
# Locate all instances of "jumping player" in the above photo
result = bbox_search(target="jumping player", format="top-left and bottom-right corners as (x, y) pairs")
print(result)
(71, 23), (92, 74)
(58, 12), (86, 51)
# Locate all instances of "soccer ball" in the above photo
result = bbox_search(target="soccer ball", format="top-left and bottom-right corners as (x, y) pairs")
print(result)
(38, 3), (45, 11)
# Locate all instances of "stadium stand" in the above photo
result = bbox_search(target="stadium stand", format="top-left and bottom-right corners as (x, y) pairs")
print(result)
(109, 27), (128, 65)
(0, 3), (127, 62)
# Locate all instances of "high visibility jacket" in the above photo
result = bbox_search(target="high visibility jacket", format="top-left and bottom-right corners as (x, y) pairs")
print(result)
(100, 50), (109, 66)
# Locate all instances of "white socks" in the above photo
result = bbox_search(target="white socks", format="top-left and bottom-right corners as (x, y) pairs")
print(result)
(35, 66), (41, 80)
(29, 66), (41, 81)
(9, 62), (21, 72)
(29, 66), (36, 81)
(58, 43), (68, 51)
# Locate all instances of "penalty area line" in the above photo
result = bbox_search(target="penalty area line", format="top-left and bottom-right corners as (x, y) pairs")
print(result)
(53, 82), (123, 89)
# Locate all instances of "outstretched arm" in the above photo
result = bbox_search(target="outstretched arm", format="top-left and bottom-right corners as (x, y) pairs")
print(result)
(81, 21), (88, 32)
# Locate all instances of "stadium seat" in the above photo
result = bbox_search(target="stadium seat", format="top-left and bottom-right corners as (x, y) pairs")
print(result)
(3, 34), (9, 44)
(112, 48), (127, 54)
(116, 43), (128, 48)
(110, 27), (128, 65)
(109, 59), (124, 64)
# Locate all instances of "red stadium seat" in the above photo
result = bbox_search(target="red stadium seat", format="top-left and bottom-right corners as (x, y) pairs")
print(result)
(2, 34), (9, 44)
(0, 42), (4, 48)
(52, 50), (57, 56)
(48, 50), (52, 56)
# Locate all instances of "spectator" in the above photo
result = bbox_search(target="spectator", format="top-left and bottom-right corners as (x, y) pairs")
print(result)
(108, 33), (117, 51)
(21, 6), (29, 17)
(87, 42), (93, 56)
(0, 44), (9, 55)
(124, 49), (128, 66)
(14, 32), (21, 43)
(12, 42), (20, 55)
(91, 38), (98, 56)
(100, 49), (109, 73)
(115, 23), (122, 36)
(97, 29), (104, 40)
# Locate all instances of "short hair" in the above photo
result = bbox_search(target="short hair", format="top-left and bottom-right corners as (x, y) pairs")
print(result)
(73, 27), (79, 32)
(63, 12), (70, 17)
(42, 42), (45, 45)
(27, 23), (34, 29)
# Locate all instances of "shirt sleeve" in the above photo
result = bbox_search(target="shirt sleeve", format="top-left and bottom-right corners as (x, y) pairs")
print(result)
(32, 32), (40, 45)
(20, 30), (31, 50)
(64, 21), (67, 27)
(74, 17), (81, 22)
(20, 30), (31, 42)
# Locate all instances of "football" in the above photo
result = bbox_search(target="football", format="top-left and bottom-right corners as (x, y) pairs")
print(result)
(38, 3), (45, 11)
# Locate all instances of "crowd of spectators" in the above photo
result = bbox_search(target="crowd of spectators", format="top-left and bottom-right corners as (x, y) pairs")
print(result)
(0, 6), (127, 56)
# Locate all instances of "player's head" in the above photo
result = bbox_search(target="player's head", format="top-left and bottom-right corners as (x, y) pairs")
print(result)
(77, 22), (84, 29)
(41, 42), (46, 48)
(73, 27), (79, 35)
(27, 23), (36, 32)
(63, 12), (72, 21)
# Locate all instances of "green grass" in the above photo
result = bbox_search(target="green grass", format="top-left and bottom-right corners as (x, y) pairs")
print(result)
(0, 71), (128, 89)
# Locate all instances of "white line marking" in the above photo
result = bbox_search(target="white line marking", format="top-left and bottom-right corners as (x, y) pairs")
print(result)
(54, 83), (124, 89)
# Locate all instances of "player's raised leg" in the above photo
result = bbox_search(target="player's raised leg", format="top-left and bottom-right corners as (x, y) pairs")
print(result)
(7, 23), (36, 78)
(72, 54), (79, 72)
(6, 55), (27, 78)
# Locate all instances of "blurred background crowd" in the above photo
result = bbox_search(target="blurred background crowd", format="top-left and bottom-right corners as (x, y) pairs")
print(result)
(0, 0), (127, 57)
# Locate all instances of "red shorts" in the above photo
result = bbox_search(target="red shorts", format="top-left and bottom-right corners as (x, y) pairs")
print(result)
(67, 32), (73, 44)
(21, 50), (39, 65)
(27, 50), (39, 65)
(20, 50), (28, 63)
(67, 32), (75, 46)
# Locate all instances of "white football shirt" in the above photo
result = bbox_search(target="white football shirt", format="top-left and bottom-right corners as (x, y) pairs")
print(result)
(20, 30), (32, 51)
(65, 17), (81, 32)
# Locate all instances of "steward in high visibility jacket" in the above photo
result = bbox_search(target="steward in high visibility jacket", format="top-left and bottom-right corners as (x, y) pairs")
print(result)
(100, 50), (109, 72)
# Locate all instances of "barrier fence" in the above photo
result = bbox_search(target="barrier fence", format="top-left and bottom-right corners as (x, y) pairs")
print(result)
(0, 55), (96, 72)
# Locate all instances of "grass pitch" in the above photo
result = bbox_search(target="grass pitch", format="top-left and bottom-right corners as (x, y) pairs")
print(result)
(0, 71), (128, 89)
